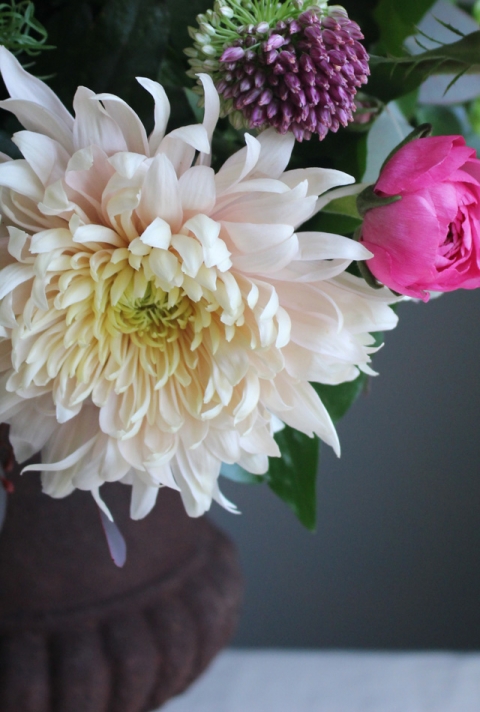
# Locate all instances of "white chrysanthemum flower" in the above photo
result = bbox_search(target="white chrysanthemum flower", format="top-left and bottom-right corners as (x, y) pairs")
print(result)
(0, 47), (397, 520)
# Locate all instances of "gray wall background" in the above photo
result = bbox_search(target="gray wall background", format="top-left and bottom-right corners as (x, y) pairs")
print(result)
(209, 289), (480, 649)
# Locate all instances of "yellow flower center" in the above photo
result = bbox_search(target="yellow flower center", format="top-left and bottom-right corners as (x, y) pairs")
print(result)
(107, 282), (194, 349)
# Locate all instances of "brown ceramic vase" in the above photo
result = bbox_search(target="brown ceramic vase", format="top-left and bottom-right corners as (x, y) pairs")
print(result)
(0, 428), (243, 711)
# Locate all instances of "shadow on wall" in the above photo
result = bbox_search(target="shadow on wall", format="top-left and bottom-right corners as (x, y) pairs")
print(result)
(209, 289), (480, 649)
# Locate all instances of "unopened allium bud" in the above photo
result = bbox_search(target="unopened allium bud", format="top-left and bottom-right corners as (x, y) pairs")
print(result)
(185, 0), (369, 141)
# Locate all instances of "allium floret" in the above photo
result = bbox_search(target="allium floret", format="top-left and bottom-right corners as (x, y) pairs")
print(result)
(186, 0), (369, 141)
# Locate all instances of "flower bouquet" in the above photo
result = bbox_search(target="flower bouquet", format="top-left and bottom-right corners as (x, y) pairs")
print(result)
(1, 0), (480, 707)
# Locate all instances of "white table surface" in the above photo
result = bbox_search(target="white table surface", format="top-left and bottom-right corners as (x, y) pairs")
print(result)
(161, 649), (480, 712)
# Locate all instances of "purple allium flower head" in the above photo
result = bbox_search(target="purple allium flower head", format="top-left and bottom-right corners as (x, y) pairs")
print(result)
(186, 1), (369, 141)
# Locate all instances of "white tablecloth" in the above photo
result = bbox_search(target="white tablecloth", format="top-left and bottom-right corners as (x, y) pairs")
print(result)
(161, 650), (480, 712)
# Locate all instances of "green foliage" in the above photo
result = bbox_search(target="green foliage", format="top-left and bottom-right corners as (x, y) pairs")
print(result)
(323, 194), (362, 221)
(314, 374), (368, 424)
(266, 426), (319, 531)
(0, 0), (51, 56)
(373, 0), (437, 55)
(469, 97), (480, 135)
(415, 105), (463, 136)
(369, 30), (480, 103)
(474, 0), (480, 26)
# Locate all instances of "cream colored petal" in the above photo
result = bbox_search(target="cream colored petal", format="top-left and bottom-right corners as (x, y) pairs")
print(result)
(73, 223), (124, 247)
(222, 222), (293, 254)
(183, 214), (231, 270)
(273, 259), (353, 283)
(239, 424), (280, 457)
(0, 159), (44, 201)
(274, 375), (340, 455)
(94, 93), (149, 155)
(196, 73), (219, 167)
(251, 128), (295, 178)
(233, 234), (298, 274)
(215, 133), (261, 194)
(0, 47), (74, 129)
(156, 136), (195, 176)
(173, 442), (221, 517)
(167, 124), (210, 154)
(13, 131), (71, 186)
(222, 177), (289, 196)
(171, 234), (203, 277)
(178, 165), (216, 217)
(212, 482), (239, 513)
(30, 228), (73, 253)
(136, 77), (170, 155)
(8, 404), (57, 462)
(130, 477), (159, 520)
(0, 263), (34, 299)
(23, 435), (96, 474)
(73, 87), (128, 155)
(214, 181), (314, 226)
(137, 153), (183, 232)
(296, 231), (372, 261)
(282, 167), (354, 196)
(6, 226), (30, 262)
(0, 99), (74, 153)
(237, 450), (269, 474)
(108, 152), (146, 179)
(283, 341), (359, 384)
(140, 217), (171, 249)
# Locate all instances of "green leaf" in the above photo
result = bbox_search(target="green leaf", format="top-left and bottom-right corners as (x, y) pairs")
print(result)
(300, 209), (360, 237)
(373, 0), (437, 55)
(368, 30), (480, 103)
(35, 0), (170, 124)
(313, 373), (368, 424)
(266, 426), (319, 531)
(415, 105), (463, 136)
(322, 194), (362, 221)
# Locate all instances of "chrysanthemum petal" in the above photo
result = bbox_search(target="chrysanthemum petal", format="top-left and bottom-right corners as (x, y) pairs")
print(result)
(130, 478), (159, 520)
(94, 93), (149, 155)
(196, 73), (220, 166)
(253, 128), (295, 178)
(0, 160), (44, 201)
(137, 154), (183, 231)
(73, 87), (128, 155)
(136, 77), (170, 155)
(178, 166), (216, 217)
(13, 131), (71, 186)
(0, 46), (73, 130)
(0, 99), (75, 153)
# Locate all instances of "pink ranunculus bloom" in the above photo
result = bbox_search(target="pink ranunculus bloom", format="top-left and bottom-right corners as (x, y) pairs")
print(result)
(360, 135), (480, 301)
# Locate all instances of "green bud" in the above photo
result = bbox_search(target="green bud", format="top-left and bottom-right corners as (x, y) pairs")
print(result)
(356, 258), (384, 290)
(204, 59), (220, 69)
(195, 32), (211, 44)
(202, 44), (217, 56)
(200, 22), (217, 36)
